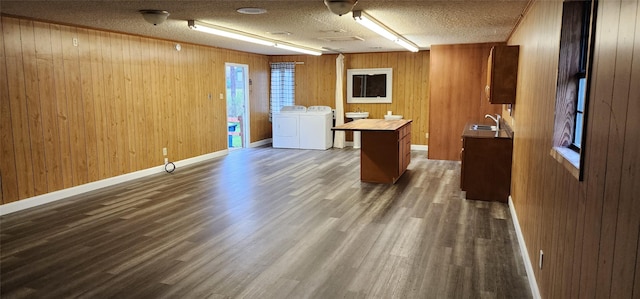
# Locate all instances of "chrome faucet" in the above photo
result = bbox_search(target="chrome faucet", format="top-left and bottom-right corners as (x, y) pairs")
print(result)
(485, 114), (501, 130)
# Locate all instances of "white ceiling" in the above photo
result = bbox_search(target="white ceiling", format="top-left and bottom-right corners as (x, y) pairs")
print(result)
(0, 0), (530, 55)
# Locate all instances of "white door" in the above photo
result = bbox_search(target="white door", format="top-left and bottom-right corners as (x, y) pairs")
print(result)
(225, 63), (250, 149)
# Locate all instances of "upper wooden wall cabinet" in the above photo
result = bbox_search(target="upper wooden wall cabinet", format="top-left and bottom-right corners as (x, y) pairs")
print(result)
(485, 45), (519, 104)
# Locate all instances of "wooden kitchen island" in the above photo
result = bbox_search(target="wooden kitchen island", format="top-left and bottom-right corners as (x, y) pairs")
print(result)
(333, 119), (412, 184)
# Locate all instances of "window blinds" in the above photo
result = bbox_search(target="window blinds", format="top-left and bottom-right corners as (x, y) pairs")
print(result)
(270, 62), (295, 121)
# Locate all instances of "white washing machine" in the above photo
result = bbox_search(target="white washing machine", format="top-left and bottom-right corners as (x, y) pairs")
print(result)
(299, 106), (333, 150)
(272, 105), (307, 148)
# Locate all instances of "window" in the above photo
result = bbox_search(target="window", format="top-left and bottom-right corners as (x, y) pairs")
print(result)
(270, 62), (295, 121)
(551, 0), (596, 180)
(573, 77), (586, 148)
(571, 2), (593, 151)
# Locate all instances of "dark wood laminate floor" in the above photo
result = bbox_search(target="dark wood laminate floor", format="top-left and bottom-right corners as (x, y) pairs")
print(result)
(0, 147), (531, 298)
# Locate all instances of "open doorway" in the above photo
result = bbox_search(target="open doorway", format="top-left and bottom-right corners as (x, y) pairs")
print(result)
(225, 63), (250, 149)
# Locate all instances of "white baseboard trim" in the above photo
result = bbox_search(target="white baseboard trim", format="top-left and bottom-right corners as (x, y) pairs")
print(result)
(333, 143), (427, 151)
(0, 149), (229, 216)
(508, 195), (541, 299)
(249, 138), (272, 148)
(411, 144), (428, 151)
(171, 149), (228, 169)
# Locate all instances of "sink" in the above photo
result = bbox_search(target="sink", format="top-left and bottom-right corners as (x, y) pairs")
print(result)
(472, 124), (498, 131)
(345, 112), (369, 149)
(384, 115), (403, 120)
(345, 112), (369, 119)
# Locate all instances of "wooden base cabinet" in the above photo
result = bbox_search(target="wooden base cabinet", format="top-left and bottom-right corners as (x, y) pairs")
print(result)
(333, 119), (412, 184)
(461, 135), (513, 202)
(360, 123), (411, 184)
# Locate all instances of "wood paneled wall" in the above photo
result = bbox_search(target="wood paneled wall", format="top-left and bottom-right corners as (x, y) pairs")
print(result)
(507, 0), (640, 298)
(269, 55), (337, 108)
(428, 43), (502, 161)
(0, 16), (271, 205)
(270, 51), (430, 145)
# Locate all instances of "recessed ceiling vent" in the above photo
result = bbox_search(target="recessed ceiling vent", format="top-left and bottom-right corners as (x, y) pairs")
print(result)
(268, 31), (293, 36)
(320, 29), (347, 34)
(318, 36), (364, 42)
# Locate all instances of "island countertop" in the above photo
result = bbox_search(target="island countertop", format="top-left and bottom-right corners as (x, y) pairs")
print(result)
(332, 119), (412, 131)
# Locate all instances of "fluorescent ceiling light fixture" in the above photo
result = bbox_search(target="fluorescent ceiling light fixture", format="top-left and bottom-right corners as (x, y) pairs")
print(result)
(188, 20), (322, 56)
(352, 10), (419, 52)
(188, 20), (273, 46)
(274, 43), (322, 56)
(395, 39), (419, 53)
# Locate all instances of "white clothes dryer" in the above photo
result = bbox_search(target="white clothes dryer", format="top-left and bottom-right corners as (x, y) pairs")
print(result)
(299, 106), (333, 150)
(272, 105), (307, 149)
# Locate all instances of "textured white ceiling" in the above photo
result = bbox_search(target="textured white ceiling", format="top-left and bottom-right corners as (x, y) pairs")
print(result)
(0, 0), (530, 55)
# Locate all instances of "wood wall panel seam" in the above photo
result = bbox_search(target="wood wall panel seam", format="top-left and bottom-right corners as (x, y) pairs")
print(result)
(2, 17), (33, 202)
(21, 19), (49, 197)
(0, 17), (18, 204)
(580, 0), (618, 297)
(598, 0), (637, 297)
(614, 1), (640, 297)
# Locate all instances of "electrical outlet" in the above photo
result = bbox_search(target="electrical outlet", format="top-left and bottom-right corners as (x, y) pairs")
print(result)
(163, 147), (167, 156)
(219, 93), (224, 100)
(425, 133), (429, 139)
(72, 37), (79, 47)
(539, 250), (544, 269)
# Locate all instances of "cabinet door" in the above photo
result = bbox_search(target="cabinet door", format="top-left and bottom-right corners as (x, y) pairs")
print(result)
(404, 132), (411, 170)
(485, 49), (494, 101)
(461, 136), (512, 202)
(460, 138), (466, 189)
(397, 124), (411, 176)
(398, 131), (405, 176)
(486, 45), (519, 104)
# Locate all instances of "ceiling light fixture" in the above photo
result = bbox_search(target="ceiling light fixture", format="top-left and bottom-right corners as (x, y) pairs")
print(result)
(236, 7), (268, 15)
(188, 20), (274, 46)
(324, 0), (358, 16)
(139, 10), (170, 26)
(352, 10), (419, 52)
(188, 20), (322, 56)
(273, 43), (321, 56)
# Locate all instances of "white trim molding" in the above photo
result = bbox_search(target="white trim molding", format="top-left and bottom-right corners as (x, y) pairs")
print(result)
(509, 195), (542, 299)
(0, 149), (229, 216)
(249, 138), (272, 148)
(411, 144), (428, 151)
